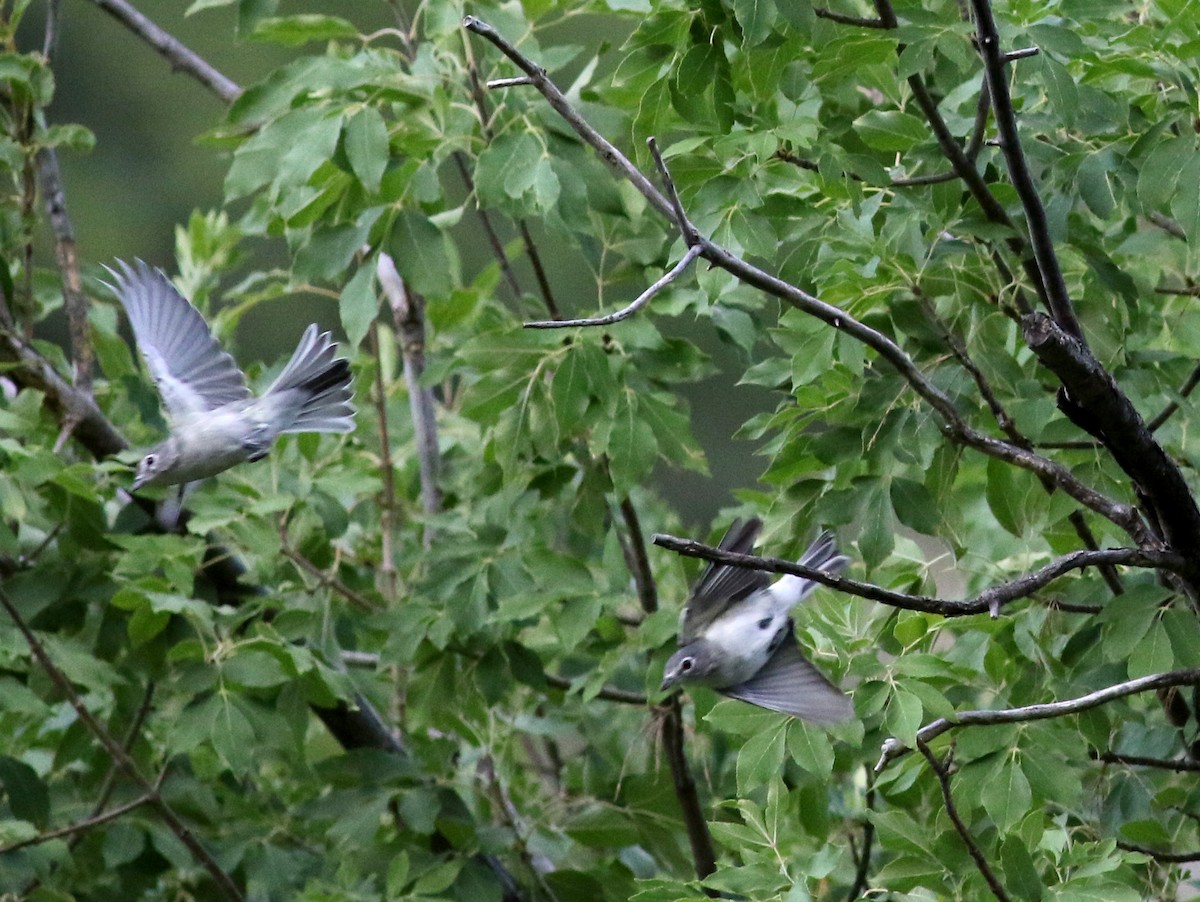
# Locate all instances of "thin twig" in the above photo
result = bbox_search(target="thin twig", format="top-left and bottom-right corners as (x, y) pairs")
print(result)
(652, 532), (1179, 617)
(526, 245), (701, 329)
(661, 696), (718, 892)
(877, 668), (1200, 772)
(379, 254), (442, 530)
(1147, 361), (1200, 432)
(617, 495), (658, 614)
(647, 138), (698, 245)
(86, 0), (242, 103)
(544, 672), (648, 705)
(0, 793), (155, 854)
(279, 527), (381, 613)
(1148, 211), (1186, 240)
(0, 590), (244, 900)
(916, 740), (1011, 901)
(1092, 750), (1200, 773)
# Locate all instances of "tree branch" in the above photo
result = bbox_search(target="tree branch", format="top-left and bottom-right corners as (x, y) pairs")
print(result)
(969, 0), (1081, 339)
(876, 668), (1200, 772)
(1023, 313), (1200, 590)
(526, 245), (701, 329)
(1092, 750), (1200, 773)
(464, 16), (1143, 540)
(0, 792), (154, 854)
(86, 0), (242, 103)
(652, 532), (1179, 617)
(916, 740), (1011, 901)
(379, 253), (442, 530)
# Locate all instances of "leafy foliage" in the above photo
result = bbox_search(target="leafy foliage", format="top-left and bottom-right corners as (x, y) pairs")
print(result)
(2, 0), (1200, 899)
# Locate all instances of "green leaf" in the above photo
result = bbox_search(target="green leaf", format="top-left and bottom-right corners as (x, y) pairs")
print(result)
(250, 14), (358, 46)
(733, 0), (777, 46)
(338, 262), (377, 351)
(884, 687), (922, 745)
(981, 756), (1031, 833)
(854, 110), (929, 152)
(343, 107), (389, 193)
(0, 757), (48, 827)
(735, 719), (787, 792)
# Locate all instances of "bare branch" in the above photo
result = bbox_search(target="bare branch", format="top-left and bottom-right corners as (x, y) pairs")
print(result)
(661, 696), (718, 890)
(616, 495), (658, 614)
(652, 531), (1180, 617)
(526, 245), (702, 329)
(379, 253), (442, 529)
(916, 741), (1011, 901)
(279, 523), (382, 613)
(0, 590), (244, 901)
(86, 0), (242, 103)
(647, 137), (698, 245)
(1148, 211), (1187, 240)
(876, 668), (1200, 772)
(0, 793), (154, 854)
(1092, 750), (1200, 773)
(544, 672), (648, 706)
(1147, 360), (1200, 432)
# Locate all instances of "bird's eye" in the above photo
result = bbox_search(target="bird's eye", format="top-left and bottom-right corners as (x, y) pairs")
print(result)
(757, 617), (771, 630)
(680, 658), (694, 672)
(144, 454), (156, 468)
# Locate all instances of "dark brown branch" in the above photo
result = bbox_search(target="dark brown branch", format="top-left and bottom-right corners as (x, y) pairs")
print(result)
(617, 496), (658, 614)
(609, 493), (714, 887)
(86, 0), (242, 103)
(1092, 750), (1200, 773)
(0, 591), (244, 900)
(464, 16), (1140, 538)
(652, 532), (1180, 617)
(969, 0), (1080, 339)
(916, 741), (1011, 901)
(661, 696), (718, 891)
(544, 672), (648, 706)
(279, 529), (381, 613)
(525, 245), (701, 329)
(846, 774), (876, 901)
(877, 668), (1200, 772)
(1023, 313), (1200, 588)
(1147, 360), (1200, 432)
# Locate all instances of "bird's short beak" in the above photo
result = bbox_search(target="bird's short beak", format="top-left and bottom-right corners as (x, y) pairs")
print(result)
(659, 675), (675, 692)
(131, 472), (147, 491)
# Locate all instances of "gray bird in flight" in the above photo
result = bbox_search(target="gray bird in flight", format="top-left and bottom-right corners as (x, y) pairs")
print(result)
(105, 260), (355, 490)
(661, 518), (854, 723)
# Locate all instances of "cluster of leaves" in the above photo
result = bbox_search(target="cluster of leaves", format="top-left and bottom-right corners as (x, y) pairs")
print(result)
(1, 0), (1200, 899)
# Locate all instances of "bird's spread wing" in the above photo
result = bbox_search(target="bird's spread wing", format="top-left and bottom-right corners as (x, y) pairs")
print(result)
(679, 518), (771, 645)
(721, 630), (853, 723)
(104, 259), (249, 420)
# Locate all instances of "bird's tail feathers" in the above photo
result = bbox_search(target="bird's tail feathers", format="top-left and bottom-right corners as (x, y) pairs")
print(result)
(769, 531), (849, 609)
(266, 325), (355, 434)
